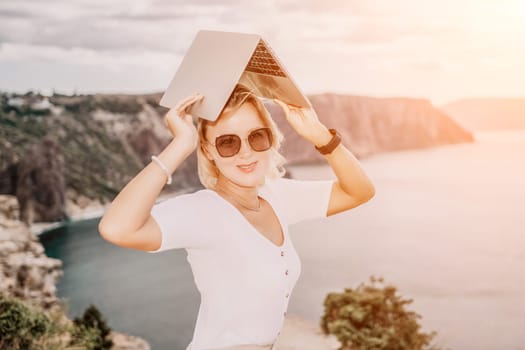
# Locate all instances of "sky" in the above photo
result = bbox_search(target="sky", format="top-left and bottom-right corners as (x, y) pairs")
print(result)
(1, 0), (524, 106)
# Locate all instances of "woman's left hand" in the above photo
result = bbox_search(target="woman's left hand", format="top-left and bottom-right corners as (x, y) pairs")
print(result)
(273, 99), (332, 146)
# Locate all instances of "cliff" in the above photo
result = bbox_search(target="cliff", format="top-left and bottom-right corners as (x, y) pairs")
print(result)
(266, 93), (473, 164)
(0, 91), (473, 224)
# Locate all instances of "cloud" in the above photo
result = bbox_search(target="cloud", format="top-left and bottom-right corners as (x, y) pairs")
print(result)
(1, 0), (524, 105)
(405, 60), (443, 72)
(0, 0), (461, 56)
(0, 8), (35, 18)
(0, 42), (176, 71)
(0, 1), (230, 52)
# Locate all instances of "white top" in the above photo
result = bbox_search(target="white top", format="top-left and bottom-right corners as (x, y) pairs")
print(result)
(147, 176), (333, 350)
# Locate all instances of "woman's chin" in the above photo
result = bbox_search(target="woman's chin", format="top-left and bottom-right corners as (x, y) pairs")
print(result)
(238, 176), (264, 188)
(230, 171), (265, 187)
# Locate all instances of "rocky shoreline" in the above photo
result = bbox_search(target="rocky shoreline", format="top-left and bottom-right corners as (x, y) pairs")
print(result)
(0, 194), (151, 349)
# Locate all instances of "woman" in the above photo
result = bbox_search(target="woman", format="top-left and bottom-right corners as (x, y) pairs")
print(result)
(98, 83), (375, 350)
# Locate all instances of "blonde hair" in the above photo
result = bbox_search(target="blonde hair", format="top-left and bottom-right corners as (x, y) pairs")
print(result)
(196, 83), (287, 190)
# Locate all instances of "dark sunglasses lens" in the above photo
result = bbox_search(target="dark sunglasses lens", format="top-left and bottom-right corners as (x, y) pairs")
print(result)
(216, 135), (240, 157)
(215, 128), (272, 157)
(249, 128), (272, 151)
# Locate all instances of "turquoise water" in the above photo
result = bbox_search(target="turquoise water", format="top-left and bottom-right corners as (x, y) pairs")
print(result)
(40, 218), (199, 350)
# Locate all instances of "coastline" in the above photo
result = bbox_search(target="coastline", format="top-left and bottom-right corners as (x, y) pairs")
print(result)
(31, 202), (109, 237)
(31, 192), (178, 237)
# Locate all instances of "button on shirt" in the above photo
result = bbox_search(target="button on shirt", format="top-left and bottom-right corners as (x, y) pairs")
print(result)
(147, 176), (333, 350)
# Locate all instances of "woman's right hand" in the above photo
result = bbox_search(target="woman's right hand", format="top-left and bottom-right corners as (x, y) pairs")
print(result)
(164, 92), (205, 153)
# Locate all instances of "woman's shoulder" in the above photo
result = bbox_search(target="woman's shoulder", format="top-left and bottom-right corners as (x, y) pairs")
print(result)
(261, 176), (334, 200)
(262, 176), (295, 189)
(258, 176), (293, 199)
(155, 187), (216, 207)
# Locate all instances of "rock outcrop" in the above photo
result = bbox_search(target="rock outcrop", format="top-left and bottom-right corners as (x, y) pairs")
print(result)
(17, 137), (67, 224)
(265, 94), (474, 164)
(0, 195), (150, 349)
(0, 195), (63, 312)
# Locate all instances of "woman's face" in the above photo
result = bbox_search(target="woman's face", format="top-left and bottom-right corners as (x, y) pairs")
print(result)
(203, 102), (272, 188)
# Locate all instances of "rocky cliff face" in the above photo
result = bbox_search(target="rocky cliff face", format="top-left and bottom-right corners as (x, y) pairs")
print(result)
(266, 94), (474, 164)
(1, 92), (199, 225)
(0, 195), (63, 311)
(1, 91), (472, 224)
(0, 195), (151, 349)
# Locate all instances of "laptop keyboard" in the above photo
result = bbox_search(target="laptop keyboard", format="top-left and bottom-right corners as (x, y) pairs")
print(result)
(245, 40), (287, 77)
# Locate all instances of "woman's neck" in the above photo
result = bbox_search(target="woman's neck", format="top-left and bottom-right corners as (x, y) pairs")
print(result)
(214, 174), (262, 210)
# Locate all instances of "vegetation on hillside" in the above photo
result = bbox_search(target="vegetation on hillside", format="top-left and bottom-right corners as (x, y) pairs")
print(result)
(0, 294), (113, 350)
(0, 91), (148, 203)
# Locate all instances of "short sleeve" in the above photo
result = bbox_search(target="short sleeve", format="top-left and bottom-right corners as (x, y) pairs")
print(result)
(146, 191), (213, 253)
(269, 177), (334, 226)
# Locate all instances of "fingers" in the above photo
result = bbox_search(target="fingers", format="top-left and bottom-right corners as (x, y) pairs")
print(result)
(273, 99), (305, 119)
(165, 93), (204, 128)
(273, 99), (290, 114)
(273, 99), (302, 111)
(272, 98), (286, 108)
(174, 92), (201, 110)
(175, 93), (204, 115)
(182, 113), (193, 124)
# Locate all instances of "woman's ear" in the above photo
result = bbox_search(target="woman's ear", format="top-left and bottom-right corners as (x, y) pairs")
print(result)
(201, 142), (214, 162)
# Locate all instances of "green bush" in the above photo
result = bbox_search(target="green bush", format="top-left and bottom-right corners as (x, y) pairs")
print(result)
(96, 96), (142, 114)
(0, 295), (114, 350)
(72, 304), (113, 349)
(0, 295), (55, 349)
(320, 276), (446, 350)
(63, 97), (96, 114)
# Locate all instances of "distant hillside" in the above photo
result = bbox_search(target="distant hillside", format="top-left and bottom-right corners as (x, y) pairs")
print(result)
(0, 91), (472, 223)
(268, 93), (473, 164)
(441, 98), (525, 131)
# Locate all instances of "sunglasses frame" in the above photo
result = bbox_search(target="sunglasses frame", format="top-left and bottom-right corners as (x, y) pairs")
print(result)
(206, 127), (273, 158)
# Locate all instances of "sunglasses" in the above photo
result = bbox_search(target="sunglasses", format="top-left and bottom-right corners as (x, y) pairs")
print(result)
(207, 127), (273, 158)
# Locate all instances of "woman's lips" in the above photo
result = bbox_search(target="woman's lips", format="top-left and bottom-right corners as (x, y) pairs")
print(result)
(237, 161), (257, 173)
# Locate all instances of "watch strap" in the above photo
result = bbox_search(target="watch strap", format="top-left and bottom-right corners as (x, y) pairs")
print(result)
(314, 128), (341, 155)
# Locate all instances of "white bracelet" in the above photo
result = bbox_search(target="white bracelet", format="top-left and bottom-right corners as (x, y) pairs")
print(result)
(151, 155), (172, 185)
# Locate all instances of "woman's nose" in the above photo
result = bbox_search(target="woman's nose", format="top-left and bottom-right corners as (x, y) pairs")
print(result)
(238, 138), (253, 157)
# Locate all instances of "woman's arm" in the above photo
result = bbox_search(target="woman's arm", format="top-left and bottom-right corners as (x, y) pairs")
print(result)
(98, 93), (203, 251)
(273, 99), (376, 217)
(98, 138), (192, 250)
(313, 128), (376, 216)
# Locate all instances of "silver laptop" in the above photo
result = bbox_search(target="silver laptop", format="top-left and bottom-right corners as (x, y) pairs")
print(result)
(159, 29), (312, 121)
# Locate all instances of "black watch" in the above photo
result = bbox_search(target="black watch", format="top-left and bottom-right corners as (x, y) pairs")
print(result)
(314, 128), (341, 155)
